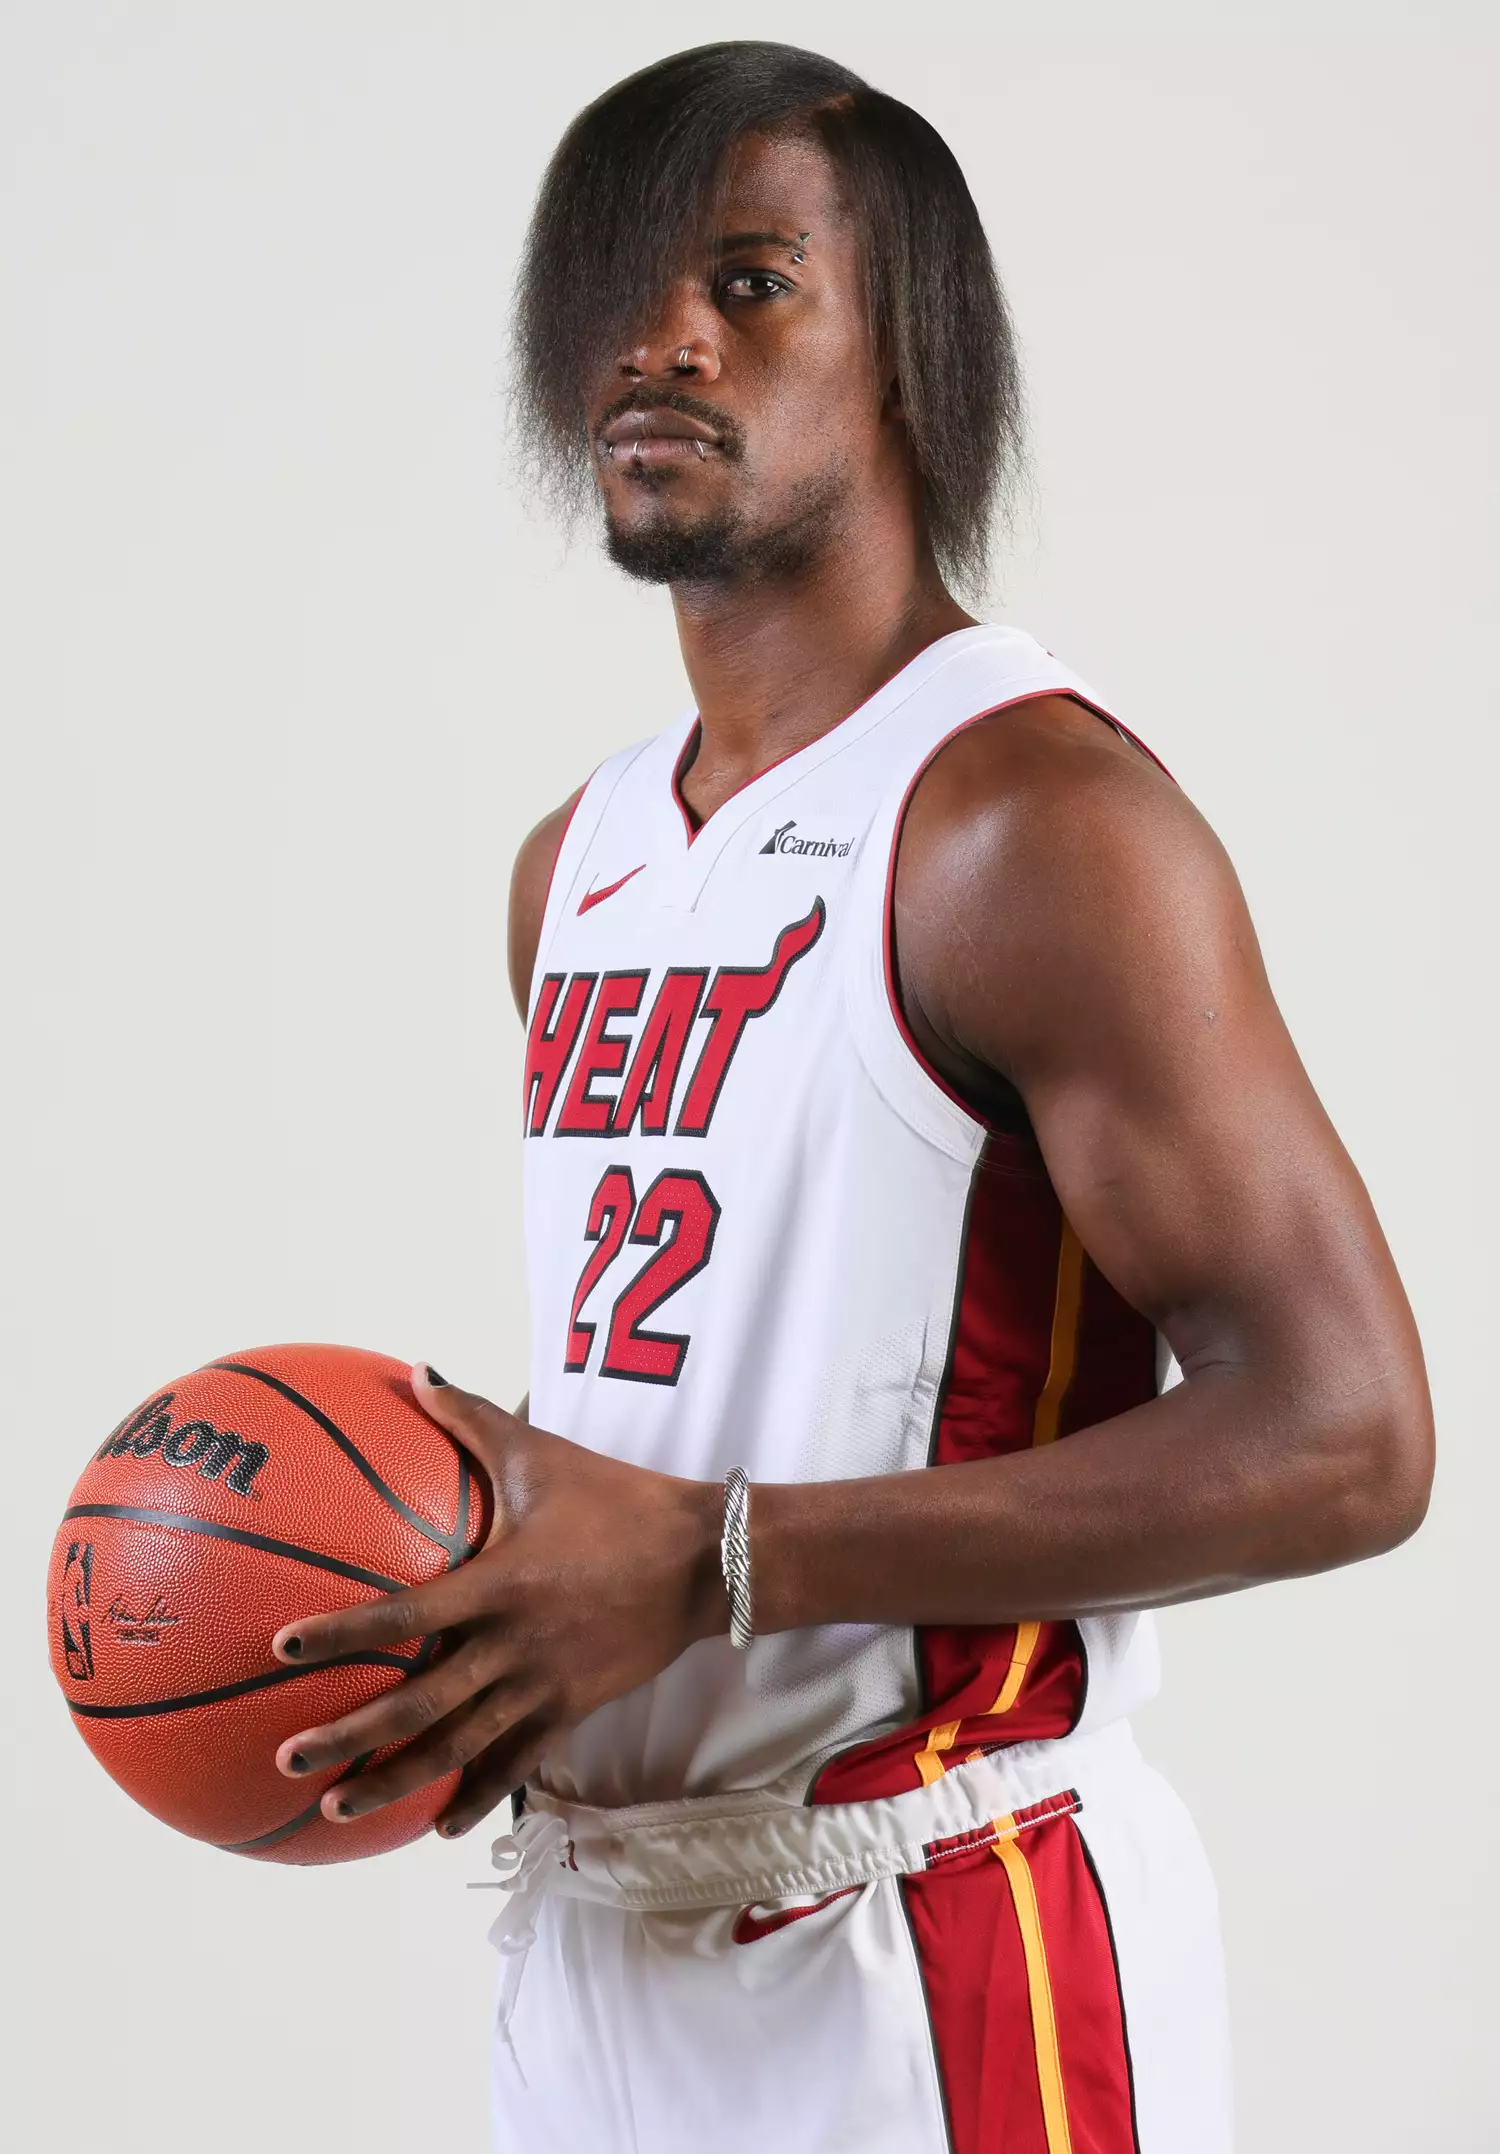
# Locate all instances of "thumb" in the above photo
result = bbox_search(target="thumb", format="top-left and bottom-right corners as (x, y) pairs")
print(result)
(409, 1362), (523, 1482)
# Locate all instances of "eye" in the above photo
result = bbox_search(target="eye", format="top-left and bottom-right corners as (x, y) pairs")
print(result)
(717, 269), (794, 304)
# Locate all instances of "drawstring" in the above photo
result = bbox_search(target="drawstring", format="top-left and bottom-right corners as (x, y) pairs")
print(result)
(473, 1808), (571, 2078)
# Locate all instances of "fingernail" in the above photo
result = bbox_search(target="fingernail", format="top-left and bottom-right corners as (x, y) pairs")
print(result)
(440, 1819), (467, 1837)
(288, 1750), (310, 1775)
(281, 1634), (303, 1658)
(424, 1365), (448, 1387)
(331, 1798), (356, 1821)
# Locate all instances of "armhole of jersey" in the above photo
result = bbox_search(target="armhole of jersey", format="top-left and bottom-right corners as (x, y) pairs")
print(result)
(847, 682), (1160, 1160)
(530, 737), (658, 991)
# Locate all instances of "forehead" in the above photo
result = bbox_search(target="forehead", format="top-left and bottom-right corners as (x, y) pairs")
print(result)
(709, 130), (856, 258)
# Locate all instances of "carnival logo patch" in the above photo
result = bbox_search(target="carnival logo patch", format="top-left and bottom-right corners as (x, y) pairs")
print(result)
(759, 820), (852, 859)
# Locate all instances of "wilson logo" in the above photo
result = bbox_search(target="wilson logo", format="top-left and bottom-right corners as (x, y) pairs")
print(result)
(95, 1391), (269, 1497)
(759, 819), (852, 859)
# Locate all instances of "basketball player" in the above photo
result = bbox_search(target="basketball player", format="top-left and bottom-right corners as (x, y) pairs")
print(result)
(269, 44), (1432, 2153)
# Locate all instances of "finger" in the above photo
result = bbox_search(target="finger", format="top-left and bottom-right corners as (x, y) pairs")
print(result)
(272, 1565), (492, 1664)
(321, 1678), (535, 1822)
(275, 1631), (506, 1778)
(411, 1363), (526, 1477)
(434, 1717), (554, 1839)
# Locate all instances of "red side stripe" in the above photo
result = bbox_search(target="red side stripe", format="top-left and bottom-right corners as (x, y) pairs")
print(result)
(902, 1808), (1139, 2153)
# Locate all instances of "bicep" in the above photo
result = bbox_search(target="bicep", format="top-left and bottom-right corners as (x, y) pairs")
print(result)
(1014, 847), (1381, 1383)
(902, 737), (1417, 1400)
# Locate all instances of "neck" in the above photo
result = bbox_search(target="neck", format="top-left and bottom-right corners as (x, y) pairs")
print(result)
(668, 519), (976, 824)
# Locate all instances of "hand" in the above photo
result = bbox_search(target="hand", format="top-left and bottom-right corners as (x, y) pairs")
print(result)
(270, 1367), (727, 1836)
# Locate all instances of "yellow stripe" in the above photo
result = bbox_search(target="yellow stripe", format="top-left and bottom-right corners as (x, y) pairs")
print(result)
(915, 1720), (962, 1787)
(991, 1816), (1075, 2154)
(1032, 1219), (1085, 1449)
(986, 1618), (1042, 1714)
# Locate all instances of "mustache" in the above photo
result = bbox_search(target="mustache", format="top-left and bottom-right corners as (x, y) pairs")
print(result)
(593, 387), (746, 460)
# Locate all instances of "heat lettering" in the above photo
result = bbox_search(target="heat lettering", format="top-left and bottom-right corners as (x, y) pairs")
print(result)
(673, 900), (825, 1135)
(524, 972), (596, 1135)
(611, 969), (708, 1136)
(555, 972), (649, 1136)
(531, 900), (825, 1140)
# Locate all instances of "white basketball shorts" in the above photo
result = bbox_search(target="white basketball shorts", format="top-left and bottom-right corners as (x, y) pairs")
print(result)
(485, 1720), (1232, 2153)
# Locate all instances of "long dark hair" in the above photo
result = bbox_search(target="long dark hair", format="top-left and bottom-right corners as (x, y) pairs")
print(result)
(513, 42), (1024, 594)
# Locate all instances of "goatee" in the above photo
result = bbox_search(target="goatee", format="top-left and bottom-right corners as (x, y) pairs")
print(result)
(604, 476), (845, 590)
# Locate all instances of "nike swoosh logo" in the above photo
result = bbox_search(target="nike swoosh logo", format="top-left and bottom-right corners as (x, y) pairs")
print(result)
(731, 1886), (860, 1945)
(577, 864), (646, 915)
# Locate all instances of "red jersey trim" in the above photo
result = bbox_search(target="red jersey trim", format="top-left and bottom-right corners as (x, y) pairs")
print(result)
(670, 726), (702, 843)
(666, 631), (1046, 844)
(535, 782), (590, 941)
(670, 718), (843, 847)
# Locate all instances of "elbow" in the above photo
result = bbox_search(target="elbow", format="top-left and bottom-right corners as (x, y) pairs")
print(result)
(1321, 1388), (1434, 1565)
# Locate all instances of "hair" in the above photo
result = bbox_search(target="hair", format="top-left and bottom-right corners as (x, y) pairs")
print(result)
(512, 42), (1025, 595)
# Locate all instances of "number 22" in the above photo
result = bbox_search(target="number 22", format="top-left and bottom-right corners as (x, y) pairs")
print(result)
(565, 1167), (721, 1385)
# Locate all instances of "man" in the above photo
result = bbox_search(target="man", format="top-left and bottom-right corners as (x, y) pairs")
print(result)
(268, 42), (1431, 2154)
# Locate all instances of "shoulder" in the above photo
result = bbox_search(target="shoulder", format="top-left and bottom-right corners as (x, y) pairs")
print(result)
(900, 692), (1232, 927)
(894, 694), (1256, 1089)
(906, 690), (1196, 849)
(508, 788), (585, 1017)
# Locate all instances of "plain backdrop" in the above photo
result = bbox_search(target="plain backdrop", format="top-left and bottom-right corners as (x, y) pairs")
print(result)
(2, 4), (1495, 2149)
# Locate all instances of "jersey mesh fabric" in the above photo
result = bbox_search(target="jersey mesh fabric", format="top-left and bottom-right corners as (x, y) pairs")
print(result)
(523, 626), (1161, 1807)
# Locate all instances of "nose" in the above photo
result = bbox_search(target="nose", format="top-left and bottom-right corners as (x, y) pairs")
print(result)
(618, 307), (722, 386)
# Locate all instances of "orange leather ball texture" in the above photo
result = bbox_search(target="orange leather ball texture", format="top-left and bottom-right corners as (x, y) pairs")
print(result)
(47, 1344), (489, 1863)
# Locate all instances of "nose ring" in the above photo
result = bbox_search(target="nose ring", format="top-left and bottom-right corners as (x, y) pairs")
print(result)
(677, 346), (693, 370)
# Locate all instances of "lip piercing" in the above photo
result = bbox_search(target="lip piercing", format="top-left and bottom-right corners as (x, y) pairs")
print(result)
(695, 440), (707, 459)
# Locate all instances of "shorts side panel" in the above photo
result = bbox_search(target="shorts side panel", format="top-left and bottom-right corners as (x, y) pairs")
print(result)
(902, 1808), (1138, 2154)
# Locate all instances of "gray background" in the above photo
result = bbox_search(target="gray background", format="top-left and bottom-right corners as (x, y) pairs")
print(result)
(3, 3), (1494, 2148)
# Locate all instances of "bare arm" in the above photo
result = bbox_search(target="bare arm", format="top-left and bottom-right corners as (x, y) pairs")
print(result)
(752, 697), (1433, 1626)
(272, 705), (1431, 1831)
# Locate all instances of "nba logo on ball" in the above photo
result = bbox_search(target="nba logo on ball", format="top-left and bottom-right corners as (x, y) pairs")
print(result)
(57, 1541), (95, 1682)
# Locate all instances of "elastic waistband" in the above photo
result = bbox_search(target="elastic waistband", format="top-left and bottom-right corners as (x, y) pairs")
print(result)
(490, 1719), (1141, 1920)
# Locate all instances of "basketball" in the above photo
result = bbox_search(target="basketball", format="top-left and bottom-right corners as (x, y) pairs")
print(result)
(47, 1344), (489, 1864)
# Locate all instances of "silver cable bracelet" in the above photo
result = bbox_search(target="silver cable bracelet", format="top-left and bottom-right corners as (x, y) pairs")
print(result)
(720, 1466), (754, 1650)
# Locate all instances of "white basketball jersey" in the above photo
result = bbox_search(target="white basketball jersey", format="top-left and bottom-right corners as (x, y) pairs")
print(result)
(523, 625), (1161, 1808)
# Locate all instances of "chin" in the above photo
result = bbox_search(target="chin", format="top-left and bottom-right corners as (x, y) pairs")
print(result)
(603, 489), (840, 590)
(604, 506), (745, 587)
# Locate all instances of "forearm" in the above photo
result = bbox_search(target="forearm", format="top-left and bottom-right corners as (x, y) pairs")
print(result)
(743, 1363), (1427, 1635)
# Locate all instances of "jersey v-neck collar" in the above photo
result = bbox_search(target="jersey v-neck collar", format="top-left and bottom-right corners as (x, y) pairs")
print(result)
(660, 625), (1007, 900)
